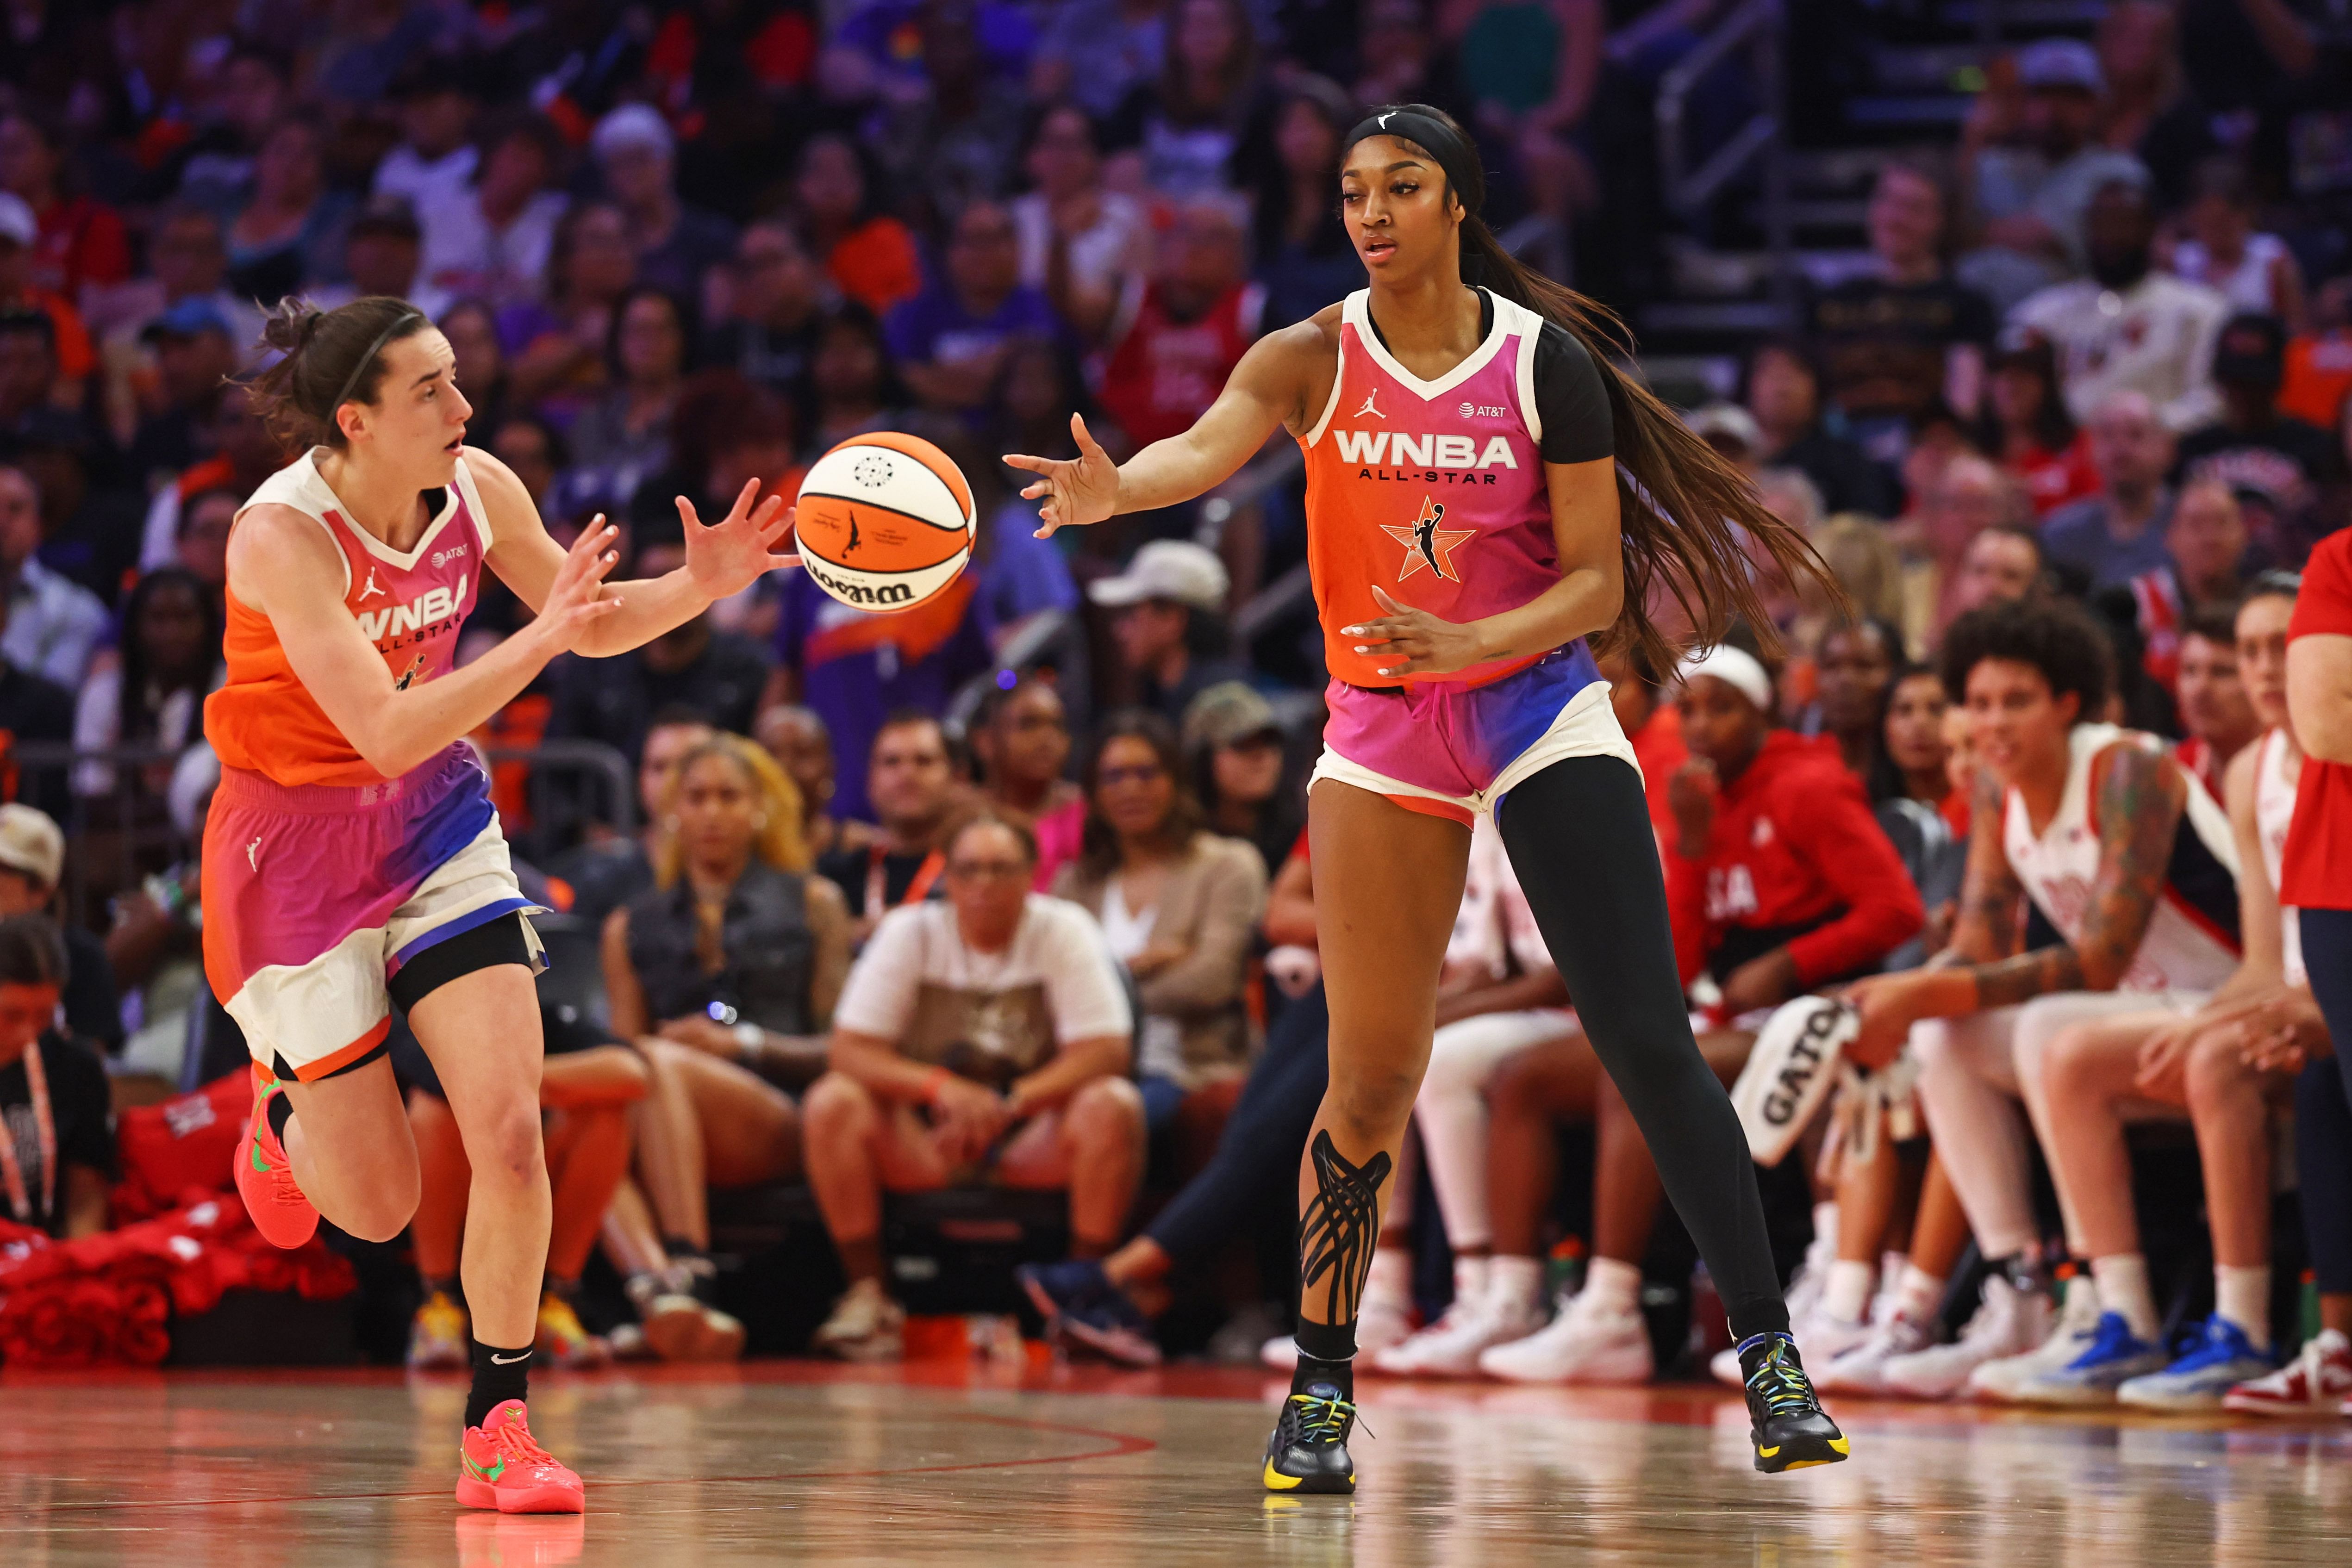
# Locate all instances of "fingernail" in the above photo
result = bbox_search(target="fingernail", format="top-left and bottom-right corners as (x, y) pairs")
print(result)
(1353, 645), (1370, 654)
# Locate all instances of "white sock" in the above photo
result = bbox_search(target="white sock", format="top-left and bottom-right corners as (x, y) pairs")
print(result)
(1365, 1248), (1412, 1316)
(1895, 1263), (1946, 1326)
(1823, 1259), (1875, 1324)
(2089, 1254), (2160, 1343)
(1452, 1253), (1492, 1315)
(1880, 1251), (1908, 1298)
(1583, 1256), (1642, 1318)
(1811, 1201), (1839, 1255)
(2215, 1266), (2271, 1350)
(1490, 1254), (1547, 1315)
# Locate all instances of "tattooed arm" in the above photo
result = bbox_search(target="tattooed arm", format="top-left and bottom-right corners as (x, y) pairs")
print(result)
(1937, 763), (2025, 967)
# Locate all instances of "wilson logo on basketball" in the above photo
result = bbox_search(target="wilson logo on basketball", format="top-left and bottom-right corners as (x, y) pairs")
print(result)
(804, 555), (917, 608)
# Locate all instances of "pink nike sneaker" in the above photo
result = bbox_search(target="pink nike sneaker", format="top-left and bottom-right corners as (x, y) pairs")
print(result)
(456, 1400), (586, 1514)
(234, 1067), (318, 1249)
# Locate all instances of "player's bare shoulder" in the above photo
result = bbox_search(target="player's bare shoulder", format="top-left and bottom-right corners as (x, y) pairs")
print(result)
(1248, 305), (1347, 437)
(225, 500), (344, 610)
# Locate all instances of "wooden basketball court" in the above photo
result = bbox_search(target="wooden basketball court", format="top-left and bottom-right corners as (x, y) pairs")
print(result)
(7, 1363), (2350, 1565)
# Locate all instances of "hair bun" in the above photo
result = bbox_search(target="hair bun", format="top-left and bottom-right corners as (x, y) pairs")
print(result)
(258, 297), (324, 355)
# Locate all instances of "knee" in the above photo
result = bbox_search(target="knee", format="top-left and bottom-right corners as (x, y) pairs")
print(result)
(470, 1098), (548, 1190)
(343, 1159), (422, 1243)
(2184, 1032), (2253, 1114)
(2038, 1024), (2101, 1097)
(803, 1071), (877, 1144)
(1066, 1076), (1146, 1151)
(1421, 1021), (1489, 1101)
(1327, 1061), (1421, 1145)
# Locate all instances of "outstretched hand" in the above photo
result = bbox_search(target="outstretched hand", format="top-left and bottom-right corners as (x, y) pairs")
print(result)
(677, 478), (800, 600)
(1004, 412), (1119, 537)
(532, 519), (626, 655)
(1340, 586), (1490, 678)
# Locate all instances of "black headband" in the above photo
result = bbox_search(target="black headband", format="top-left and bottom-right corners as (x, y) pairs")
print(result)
(331, 309), (424, 415)
(1343, 108), (1481, 217)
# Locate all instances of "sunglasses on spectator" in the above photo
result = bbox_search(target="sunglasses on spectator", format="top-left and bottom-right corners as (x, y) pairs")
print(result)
(1098, 763), (1166, 787)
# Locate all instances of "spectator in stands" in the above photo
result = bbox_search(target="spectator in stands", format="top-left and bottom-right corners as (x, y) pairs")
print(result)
(703, 221), (823, 407)
(805, 302), (908, 454)
(0, 606), (74, 821)
(0, 805), (120, 1052)
(817, 713), (963, 941)
(1445, 0), (1603, 156)
(1600, 645), (1686, 843)
(1012, 104), (1147, 344)
(2177, 313), (2346, 560)
(1809, 159), (1995, 460)
(2011, 179), (2227, 432)
(16, 424), (138, 608)
(888, 201), (1064, 418)
(1054, 710), (1265, 1130)
(0, 914), (112, 1238)
(1031, 0), (1167, 118)
(1105, 0), (1266, 198)
(372, 62), (480, 220)
(979, 338), (1086, 627)
(172, 46), (287, 215)
(109, 205), (262, 356)
(0, 461), (104, 686)
(804, 811), (1141, 1361)
(1090, 540), (1241, 722)
(755, 705), (868, 864)
(592, 104), (735, 301)
(0, 215), (92, 410)
(500, 201), (636, 416)
(563, 286), (691, 518)
(137, 381), (283, 574)
(0, 112), (129, 303)
(2171, 602), (2261, 796)
(2280, 275), (2352, 430)
(175, 487), (234, 592)
(416, 117), (568, 313)
(2040, 391), (2178, 591)
(1741, 340), (1897, 520)
(127, 302), (237, 487)
(603, 735), (851, 1344)
(1184, 681), (1300, 881)
(2168, 158), (2304, 330)
(2109, 477), (2249, 708)
(873, 0), (1033, 219)
(970, 675), (1086, 890)
(434, 300), (511, 438)
(1953, 523), (2051, 621)
(1244, 75), (1366, 334)
(71, 566), (222, 808)
(553, 709), (715, 925)
(1098, 197), (1262, 452)
(1810, 619), (1901, 779)
(794, 135), (922, 318)
(312, 195), (437, 318)
(223, 112), (349, 304)
(1907, 452), (2021, 639)
(1983, 331), (2099, 518)
(1959, 39), (2152, 311)
(102, 745), (213, 1079)
(2090, 0), (2211, 205)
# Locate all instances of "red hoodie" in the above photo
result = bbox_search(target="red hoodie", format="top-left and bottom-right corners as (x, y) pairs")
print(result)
(1665, 732), (1924, 989)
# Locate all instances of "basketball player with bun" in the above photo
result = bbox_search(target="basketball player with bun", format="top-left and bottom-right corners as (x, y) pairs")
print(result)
(212, 295), (797, 1512)
(1004, 105), (1849, 1492)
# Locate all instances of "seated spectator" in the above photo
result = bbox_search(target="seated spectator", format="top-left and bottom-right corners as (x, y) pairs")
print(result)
(1090, 540), (1242, 722)
(804, 302), (910, 454)
(1184, 681), (1300, 881)
(969, 675), (1085, 889)
(1030, 0), (1167, 119)
(1441, 648), (1921, 1384)
(1097, 196), (1262, 452)
(2280, 275), (2352, 430)
(828, 0), (1038, 106)
(416, 116), (568, 312)
(2010, 179), (2227, 432)
(222, 112), (350, 304)
(0, 112), (129, 304)
(628, 373), (800, 641)
(2105, 477), (2248, 710)
(103, 205), (264, 365)
(99, 747), (212, 1079)
(550, 708), (714, 924)
(0, 914), (112, 1238)
(755, 704), (869, 864)
(1807, 158), (1996, 460)
(816, 713), (962, 943)
(1104, 0), (1267, 198)
(803, 812), (1141, 1361)
(1053, 711), (1265, 1129)
(401, 1015), (649, 1371)
(1871, 663), (1968, 972)
(126, 301), (238, 487)
(1798, 514), (1907, 658)
(1983, 331), (2100, 517)
(137, 381), (285, 574)
(1601, 645), (1686, 844)
(591, 105), (735, 302)
(499, 202), (636, 417)
(1950, 523), (2050, 624)
(371, 62), (482, 228)
(561, 286), (691, 520)
(794, 135), (922, 318)
(0, 460), (105, 686)
(1013, 103), (1148, 344)
(1844, 598), (2242, 1401)
(2176, 312), (2346, 560)
(872, 0), (1033, 219)
(1902, 452), (2021, 639)
(1808, 618), (1901, 776)
(0, 611), (74, 821)
(702, 221), (822, 406)
(0, 203), (95, 404)
(308, 193), (439, 319)
(601, 735), (851, 1354)
(16, 425), (139, 609)
(1242, 75), (1365, 335)
(72, 568), (223, 818)
(887, 201), (1065, 418)
(1959, 40), (2152, 312)
(2170, 602), (2262, 797)
(1741, 340), (1897, 520)
(2040, 391), (2178, 591)
(0, 805), (121, 1052)
(2167, 157), (2304, 330)
(2012, 583), (2304, 1408)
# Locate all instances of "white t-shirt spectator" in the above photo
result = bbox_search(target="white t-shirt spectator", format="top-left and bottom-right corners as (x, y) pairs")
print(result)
(373, 144), (481, 220)
(2009, 272), (2230, 433)
(417, 189), (569, 311)
(3, 561), (109, 689)
(1011, 189), (1147, 303)
(835, 895), (1131, 1077)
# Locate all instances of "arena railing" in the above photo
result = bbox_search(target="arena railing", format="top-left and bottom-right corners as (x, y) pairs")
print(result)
(1656, 0), (1794, 310)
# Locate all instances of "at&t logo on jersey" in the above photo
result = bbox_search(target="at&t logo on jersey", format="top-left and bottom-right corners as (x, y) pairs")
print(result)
(357, 575), (468, 644)
(1331, 427), (1518, 485)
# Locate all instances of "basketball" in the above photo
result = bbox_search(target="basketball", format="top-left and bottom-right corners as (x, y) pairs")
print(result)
(792, 431), (975, 614)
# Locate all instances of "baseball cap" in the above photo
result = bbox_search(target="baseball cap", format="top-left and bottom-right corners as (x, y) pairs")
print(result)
(1684, 403), (1764, 457)
(1088, 540), (1229, 612)
(593, 104), (675, 164)
(1182, 681), (1281, 754)
(0, 192), (35, 250)
(142, 298), (234, 343)
(2015, 37), (2104, 94)
(0, 804), (64, 890)
(2211, 311), (2286, 387)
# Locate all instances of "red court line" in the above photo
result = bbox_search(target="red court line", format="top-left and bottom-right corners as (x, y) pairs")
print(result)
(23, 1411), (1158, 1514)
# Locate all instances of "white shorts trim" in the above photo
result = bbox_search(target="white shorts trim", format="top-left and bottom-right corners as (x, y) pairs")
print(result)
(1307, 678), (1639, 820)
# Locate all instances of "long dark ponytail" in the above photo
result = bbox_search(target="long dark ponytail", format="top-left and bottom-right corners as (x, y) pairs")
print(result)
(1361, 105), (1840, 673)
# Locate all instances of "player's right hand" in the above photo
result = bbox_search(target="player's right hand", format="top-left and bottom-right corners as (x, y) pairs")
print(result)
(535, 517), (624, 654)
(1004, 412), (1119, 537)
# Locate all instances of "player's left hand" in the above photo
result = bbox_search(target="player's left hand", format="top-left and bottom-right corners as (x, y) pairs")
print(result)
(1837, 973), (1928, 1070)
(677, 478), (800, 599)
(1342, 587), (1490, 678)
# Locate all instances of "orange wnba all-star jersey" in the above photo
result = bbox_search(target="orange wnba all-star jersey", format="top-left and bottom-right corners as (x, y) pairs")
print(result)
(206, 448), (494, 787)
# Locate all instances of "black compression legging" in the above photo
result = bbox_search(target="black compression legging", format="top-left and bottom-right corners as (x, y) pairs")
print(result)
(1495, 753), (1790, 1339)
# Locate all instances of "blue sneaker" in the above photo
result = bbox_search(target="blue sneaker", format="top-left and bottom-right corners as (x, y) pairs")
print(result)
(2011, 1311), (2169, 1406)
(1015, 1258), (1162, 1367)
(2117, 1317), (2275, 1412)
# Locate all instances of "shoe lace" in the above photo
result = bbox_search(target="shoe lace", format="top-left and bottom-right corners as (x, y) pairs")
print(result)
(1287, 1392), (1368, 1444)
(1747, 1340), (1822, 1418)
(487, 1413), (556, 1470)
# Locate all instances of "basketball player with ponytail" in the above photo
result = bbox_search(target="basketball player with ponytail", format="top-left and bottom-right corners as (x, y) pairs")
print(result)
(1006, 106), (1848, 1490)
(210, 296), (798, 1511)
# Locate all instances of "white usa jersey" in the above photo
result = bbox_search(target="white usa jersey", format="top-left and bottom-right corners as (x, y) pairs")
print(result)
(2002, 723), (2241, 995)
(2253, 727), (2304, 988)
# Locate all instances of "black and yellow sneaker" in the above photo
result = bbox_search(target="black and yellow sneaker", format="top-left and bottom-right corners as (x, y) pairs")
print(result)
(1740, 1332), (1850, 1474)
(1261, 1381), (1360, 1495)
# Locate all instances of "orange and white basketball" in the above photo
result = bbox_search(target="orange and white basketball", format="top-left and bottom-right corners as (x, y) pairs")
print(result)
(792, 431), (974, 613)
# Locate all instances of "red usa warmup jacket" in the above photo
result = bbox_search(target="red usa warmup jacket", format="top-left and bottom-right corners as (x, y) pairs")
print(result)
(1664, 732), (1924, 989)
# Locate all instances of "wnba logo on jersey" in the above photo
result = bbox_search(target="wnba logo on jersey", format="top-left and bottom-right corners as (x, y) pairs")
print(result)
(1332, 429), (1520, 473)
(357, 576), (469, 645)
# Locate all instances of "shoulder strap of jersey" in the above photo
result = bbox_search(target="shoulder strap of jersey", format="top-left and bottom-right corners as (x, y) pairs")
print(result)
(449, 452), (495, 554)
(1301, 292), (1366, 448)
(229, 448), (353, 599)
